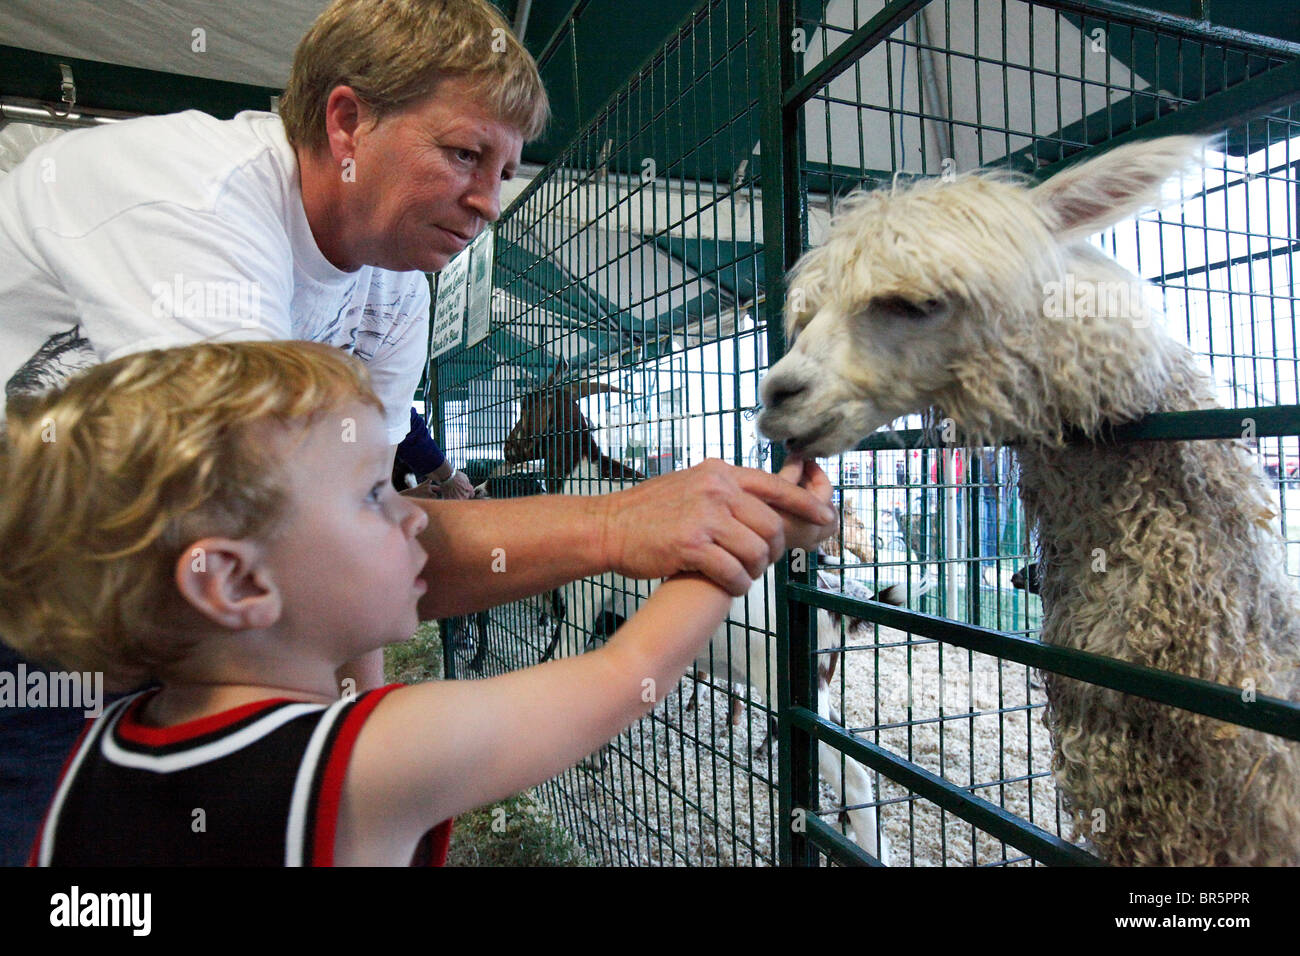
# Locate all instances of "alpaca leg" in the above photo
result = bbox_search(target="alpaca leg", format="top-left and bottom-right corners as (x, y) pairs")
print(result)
(817, 681), (888, 863)
(466, 611), (490, 674)
(580, 741), (610, 772)
(820, 651), (841, 685)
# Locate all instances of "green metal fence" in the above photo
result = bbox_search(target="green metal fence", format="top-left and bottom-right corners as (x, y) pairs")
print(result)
(430, 0), (1300, 866)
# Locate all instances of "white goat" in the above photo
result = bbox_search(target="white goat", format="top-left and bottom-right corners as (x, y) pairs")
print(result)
(504, 376), (891, 859)
(757, 136), (1300, 866)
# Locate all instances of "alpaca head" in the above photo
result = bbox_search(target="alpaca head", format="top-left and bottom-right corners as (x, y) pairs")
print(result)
(757, 136), (1208, 456)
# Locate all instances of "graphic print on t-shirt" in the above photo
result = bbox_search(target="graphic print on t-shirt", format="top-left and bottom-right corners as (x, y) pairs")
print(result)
(5, 325), (94, 402)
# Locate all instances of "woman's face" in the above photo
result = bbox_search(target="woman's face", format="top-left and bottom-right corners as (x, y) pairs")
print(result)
(346, 76), (523, 273)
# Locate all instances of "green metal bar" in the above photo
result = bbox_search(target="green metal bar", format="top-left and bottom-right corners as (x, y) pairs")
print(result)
(759, 0), (815, 868)
(852, 404), (1300, 451)
(0, 44), (279, 118)
(508, 0), (751, 225)
(534, 0), (595, 70)
(801, 810), (886, 866)
(783, 0), (932, 112)
(1034, 56), (1300, 182)
(790, 704), (1104, 866)
(788, 582), (1300, 741)
(1098, 404), (1300, 443)
(1153, 238), (1300, 286)
(1040, 0), (1300, 59)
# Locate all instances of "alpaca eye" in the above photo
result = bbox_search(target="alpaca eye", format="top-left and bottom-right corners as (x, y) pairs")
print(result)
(876, 295), (941, 320)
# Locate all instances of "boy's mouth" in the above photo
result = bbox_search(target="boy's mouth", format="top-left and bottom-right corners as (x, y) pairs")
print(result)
(413, 548), (429, 591)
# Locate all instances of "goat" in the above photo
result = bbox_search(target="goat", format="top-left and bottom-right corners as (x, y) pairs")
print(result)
(757, 135), (1300, 865)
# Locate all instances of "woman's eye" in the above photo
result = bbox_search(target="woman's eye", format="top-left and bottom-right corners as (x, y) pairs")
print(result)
(454, 147), (478, 165)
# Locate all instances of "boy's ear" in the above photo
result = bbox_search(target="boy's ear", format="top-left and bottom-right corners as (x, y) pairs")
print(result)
(175, 538), (281, 631)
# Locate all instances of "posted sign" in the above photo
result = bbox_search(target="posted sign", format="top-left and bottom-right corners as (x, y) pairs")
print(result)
(430, 246), (470, 359)
(464, 229), (495, 349)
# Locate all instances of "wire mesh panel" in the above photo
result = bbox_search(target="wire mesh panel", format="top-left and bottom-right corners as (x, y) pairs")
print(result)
(433, 0), (787, 865)
(432, 0), (1300, 866)
(786, 0), (1300, 865)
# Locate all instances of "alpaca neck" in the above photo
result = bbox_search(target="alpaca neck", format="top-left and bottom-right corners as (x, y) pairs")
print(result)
(1017, 342), (1217, 581)
(1015, 405), (1282, 662)
(1041, 245), (1211, 431)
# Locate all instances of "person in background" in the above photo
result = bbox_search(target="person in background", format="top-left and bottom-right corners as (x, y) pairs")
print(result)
(395, 407), (476, 498)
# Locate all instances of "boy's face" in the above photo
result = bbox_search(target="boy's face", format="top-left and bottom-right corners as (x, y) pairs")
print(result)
(264, 401), (430, 661)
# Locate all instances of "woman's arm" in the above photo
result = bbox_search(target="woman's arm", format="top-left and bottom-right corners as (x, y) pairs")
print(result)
(336, 573), (735, 864)
(414, 492), (609, 619)
(414, 458), (838, 618)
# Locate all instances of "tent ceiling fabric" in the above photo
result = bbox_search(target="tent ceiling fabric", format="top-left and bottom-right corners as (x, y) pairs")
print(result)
(0, 1), (327, 89)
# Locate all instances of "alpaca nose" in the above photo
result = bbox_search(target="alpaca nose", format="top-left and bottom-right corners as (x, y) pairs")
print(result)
(763, 378), (807, 409)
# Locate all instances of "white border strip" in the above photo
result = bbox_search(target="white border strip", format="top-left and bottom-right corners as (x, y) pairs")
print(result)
(283, 695), (353, 866)
(36, 693), (137, 866)
(100, 701), (325, 773)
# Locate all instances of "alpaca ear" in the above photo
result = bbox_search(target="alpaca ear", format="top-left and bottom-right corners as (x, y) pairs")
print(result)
(1031, 136), (1208, 241)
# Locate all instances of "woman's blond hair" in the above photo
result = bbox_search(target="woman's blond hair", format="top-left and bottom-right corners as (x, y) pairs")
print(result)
(280, 0), (549, 151)
(0, 341), (383, 685)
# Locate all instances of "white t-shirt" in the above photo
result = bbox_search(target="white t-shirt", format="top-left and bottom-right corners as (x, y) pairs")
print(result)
(0, 110), (430, 444)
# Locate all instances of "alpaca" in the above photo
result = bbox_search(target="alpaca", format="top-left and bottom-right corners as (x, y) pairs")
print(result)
(756, 136), (1300, 866)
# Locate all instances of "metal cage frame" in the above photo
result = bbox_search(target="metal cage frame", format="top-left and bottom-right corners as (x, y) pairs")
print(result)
(431, 0), (1300, 866)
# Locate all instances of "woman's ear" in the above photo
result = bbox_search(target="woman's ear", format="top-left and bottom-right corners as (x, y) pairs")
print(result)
(175, 538), (281, 631)
(323, 84), (369, 166)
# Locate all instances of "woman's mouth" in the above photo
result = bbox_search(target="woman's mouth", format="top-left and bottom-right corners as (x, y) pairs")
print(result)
(436, 226), (471, 249)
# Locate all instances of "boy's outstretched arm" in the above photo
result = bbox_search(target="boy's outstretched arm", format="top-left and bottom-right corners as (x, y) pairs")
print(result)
(336, 572), (738, 865)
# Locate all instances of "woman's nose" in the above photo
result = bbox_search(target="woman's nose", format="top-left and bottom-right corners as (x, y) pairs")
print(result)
(466, 175), (503, 223)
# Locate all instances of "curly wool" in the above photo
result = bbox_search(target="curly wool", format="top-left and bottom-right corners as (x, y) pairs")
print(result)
(967, 209), (1298, 865)
(1017, 351), (1300, 865)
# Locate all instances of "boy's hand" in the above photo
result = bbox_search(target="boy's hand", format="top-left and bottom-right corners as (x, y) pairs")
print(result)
(775, 456), (838, 554)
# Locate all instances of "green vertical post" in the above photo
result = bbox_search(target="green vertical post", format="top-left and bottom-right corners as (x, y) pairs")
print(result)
(758, 0), (817, 867)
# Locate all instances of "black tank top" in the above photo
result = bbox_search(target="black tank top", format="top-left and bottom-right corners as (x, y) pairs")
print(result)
(31, 685), (450, 866)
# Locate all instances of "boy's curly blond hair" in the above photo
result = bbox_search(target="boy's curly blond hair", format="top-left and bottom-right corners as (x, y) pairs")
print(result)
(0, 341), (383, 686)
(279, 0), (550, 152)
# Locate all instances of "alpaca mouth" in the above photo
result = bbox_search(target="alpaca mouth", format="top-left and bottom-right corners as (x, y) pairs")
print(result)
(763, 411), (844, 458)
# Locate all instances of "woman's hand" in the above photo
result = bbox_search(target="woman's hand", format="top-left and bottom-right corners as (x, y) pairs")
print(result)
(598, 458), (838, 596)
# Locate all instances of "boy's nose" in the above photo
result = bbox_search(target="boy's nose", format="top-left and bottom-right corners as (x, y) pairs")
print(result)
(399, 496), (430, 539)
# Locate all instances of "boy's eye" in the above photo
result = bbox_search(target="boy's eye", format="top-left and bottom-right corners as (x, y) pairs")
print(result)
(368, 481), (388, 503)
